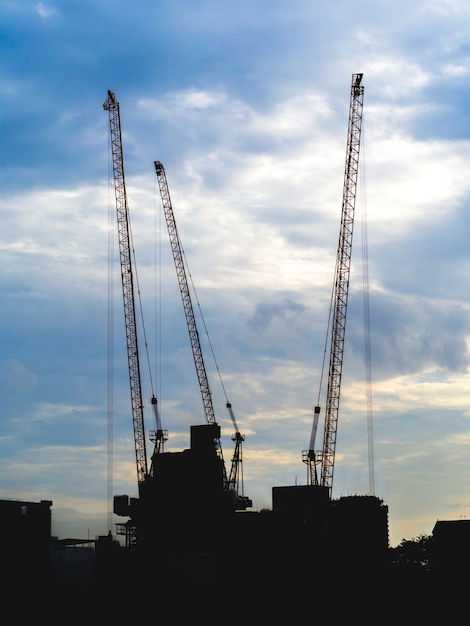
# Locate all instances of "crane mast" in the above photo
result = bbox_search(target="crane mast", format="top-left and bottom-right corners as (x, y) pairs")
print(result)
(154, 160), (228, 487)
(304, 73), (364, 495)
(103, 90), (149, 488)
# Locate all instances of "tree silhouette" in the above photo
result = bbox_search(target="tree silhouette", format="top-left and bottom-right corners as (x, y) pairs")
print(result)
(389, 533), (433, 575)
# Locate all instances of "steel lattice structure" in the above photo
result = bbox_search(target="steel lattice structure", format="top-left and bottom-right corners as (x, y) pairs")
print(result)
(154, 160), (228, 488)
(103, 90), (148, 487)
(320, 73), (364, 494)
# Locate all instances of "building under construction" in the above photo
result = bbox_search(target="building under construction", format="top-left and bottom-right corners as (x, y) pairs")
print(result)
(2, 74), (390, 611)
(101, 74), (391, 605)
(110, 425), (389, 608)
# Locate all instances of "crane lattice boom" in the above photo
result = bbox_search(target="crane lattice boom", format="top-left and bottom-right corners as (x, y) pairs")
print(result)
(103, 90), (148, 487)
(320, 73), (364, 494)
(154, 160), (228, 486)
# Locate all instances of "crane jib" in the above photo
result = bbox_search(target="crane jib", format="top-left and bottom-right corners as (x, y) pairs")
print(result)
(303, 74), (364, 497)
(104, 91), (149, 486)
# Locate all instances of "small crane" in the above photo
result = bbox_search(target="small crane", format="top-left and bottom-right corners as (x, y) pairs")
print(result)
(226, 401), (252, 509)
(303, 73), (365, 496)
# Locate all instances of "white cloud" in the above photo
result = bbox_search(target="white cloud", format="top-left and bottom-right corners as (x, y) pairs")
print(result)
(35, 2), (56, 19)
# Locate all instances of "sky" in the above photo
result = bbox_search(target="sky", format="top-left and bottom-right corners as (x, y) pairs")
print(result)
(1, 0), (470, 549)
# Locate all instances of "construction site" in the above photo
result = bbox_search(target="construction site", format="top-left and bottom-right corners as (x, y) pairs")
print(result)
(2, 74), (467, 617)
(100, 74), (389, 601)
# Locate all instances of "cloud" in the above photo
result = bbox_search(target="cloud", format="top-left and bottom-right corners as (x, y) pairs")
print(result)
(247, 298), (307, 331)
(35, 3), (57, 19)
(0, 359), (37, 393)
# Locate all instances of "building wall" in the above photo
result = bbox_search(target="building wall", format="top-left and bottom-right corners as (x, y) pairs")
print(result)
(0, 498), (52, 588)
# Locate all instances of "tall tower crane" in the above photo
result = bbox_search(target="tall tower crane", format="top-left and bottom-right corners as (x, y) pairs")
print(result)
(103, 91), (166, 494)
(154, 160), (229, 488)
(303, 73), (365, 496)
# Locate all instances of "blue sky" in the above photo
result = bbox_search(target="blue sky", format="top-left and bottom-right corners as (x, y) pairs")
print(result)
(2, 0), (470, 548)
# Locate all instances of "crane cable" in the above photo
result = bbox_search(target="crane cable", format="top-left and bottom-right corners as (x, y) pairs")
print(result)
(309, 263), (335, 453)
(315, 259), (336, 403)
(127, 207), (162, 432)
(107, 147), (114, 534)
(179, 238), (238, 430)
(107, 162), (162, 441)
(154, 175), (163, 428)
(185, 256), (226, 395)
(178, 240), (246, 495)
(152, 169), (238, 434)
(359, 118), (375, 496)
